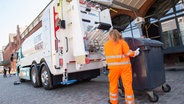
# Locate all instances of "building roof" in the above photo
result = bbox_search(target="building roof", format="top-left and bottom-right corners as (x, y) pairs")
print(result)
(95, 0), (147, 11)
(146, 0), (180, 19)
(94, 0), (180, 30)
(95, 0), (180, 17)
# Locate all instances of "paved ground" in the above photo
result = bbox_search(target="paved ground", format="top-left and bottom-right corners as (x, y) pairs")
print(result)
(0, 69), (184, 104)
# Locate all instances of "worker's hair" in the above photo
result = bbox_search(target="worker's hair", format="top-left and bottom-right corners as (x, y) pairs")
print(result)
(109, 29), (122, 42)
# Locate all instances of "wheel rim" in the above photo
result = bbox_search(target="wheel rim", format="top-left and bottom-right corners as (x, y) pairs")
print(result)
(41, 69), (49, 86)
(31, 67), (36, 83)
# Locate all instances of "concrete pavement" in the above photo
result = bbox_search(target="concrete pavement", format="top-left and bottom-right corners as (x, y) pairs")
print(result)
(0, 69), (184, 104)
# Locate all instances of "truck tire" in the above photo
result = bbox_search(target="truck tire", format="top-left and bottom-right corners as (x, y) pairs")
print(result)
(31, 65), (41, 87)
(41, 65), (53, 90)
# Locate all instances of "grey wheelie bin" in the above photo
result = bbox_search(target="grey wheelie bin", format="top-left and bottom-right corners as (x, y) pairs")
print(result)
(118, 37), (171, 102)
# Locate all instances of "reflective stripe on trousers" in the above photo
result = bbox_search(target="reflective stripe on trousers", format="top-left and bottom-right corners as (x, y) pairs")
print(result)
(109, 92), (118, 104)
(125, 94), (135, 104)
(107, 61), (130, 66)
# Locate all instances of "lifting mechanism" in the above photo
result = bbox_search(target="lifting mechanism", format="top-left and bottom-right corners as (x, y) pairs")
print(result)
(56, 0), (112, 85)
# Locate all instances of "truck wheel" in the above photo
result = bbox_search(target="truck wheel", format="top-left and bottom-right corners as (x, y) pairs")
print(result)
(41, 65), (53, 90)
(31, 65), (41, 87)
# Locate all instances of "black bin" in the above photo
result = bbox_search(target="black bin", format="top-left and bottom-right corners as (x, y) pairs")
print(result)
(118, 37), (171, 102)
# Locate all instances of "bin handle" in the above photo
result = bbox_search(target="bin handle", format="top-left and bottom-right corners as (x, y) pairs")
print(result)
(65, 37), (68, 52)
(141, 46), (150, 51)
(136, 46), (150, 51)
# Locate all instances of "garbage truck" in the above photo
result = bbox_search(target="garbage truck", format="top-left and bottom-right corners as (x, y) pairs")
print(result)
(17, 0), (112, 90)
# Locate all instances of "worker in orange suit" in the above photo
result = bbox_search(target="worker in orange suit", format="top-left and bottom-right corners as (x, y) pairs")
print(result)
(104, 29), (140, 104)
(10, 53), (17, 74)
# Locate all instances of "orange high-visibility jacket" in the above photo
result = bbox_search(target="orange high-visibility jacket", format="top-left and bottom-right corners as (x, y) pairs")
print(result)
(104, 39), (135, 69)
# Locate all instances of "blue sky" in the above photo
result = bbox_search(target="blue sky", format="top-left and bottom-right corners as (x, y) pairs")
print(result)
(0, 0), (51, 49)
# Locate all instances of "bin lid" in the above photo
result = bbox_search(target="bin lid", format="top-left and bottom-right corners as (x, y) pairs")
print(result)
(124, 37), (164, 47)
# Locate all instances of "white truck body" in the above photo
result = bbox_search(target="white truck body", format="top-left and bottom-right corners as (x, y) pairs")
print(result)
(17, 0), (112, 89)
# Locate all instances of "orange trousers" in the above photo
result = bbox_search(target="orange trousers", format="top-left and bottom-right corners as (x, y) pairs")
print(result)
(108, 64), (135, 104)
(11, 59), (16, 73)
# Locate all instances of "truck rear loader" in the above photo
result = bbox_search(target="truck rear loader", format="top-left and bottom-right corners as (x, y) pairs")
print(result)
(17, 0), (112, 90)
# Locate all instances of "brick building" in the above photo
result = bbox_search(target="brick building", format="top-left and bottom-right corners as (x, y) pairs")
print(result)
(0, 50), (3, 72)
(0, 25), (21, 67)
(0, 2), (43, 68)
(0, 18), (42, 67)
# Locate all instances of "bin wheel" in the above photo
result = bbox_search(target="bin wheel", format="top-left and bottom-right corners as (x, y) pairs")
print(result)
(162, 84), (171, 92)
(147, 91), (159, 102)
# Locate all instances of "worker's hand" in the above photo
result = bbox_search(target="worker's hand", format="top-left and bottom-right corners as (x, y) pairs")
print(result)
(134, 48), (140, 57)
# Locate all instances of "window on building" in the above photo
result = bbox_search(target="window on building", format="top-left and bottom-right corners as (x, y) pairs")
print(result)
(122, 30), (133, 38)
(175, 1), (184, 11)
(166, 8), (174, 15)
(161, 19), (179, 47)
